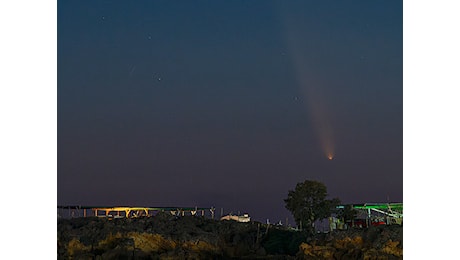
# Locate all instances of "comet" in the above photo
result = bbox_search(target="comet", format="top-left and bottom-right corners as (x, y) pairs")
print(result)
(283, 19), (336, 160)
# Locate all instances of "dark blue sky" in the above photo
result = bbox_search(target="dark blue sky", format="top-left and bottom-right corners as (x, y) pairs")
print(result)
(58, 0), (402, 222)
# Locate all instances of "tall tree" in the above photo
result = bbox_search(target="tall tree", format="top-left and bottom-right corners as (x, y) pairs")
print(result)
(284, 180), (340, 233)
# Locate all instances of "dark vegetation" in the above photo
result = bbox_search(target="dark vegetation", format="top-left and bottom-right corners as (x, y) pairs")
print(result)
(284, 180), (340, 234)
(58, 180), (402, 259)
(58, 213), (402, 259)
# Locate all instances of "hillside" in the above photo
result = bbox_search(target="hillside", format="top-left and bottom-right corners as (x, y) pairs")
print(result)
(57, 213), (402, 259)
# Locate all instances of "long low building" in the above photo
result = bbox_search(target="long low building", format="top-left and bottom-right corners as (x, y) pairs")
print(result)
(220, 213), (251, 223)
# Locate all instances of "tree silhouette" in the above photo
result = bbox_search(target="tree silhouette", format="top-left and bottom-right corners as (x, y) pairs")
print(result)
(284, 180), (340, 233)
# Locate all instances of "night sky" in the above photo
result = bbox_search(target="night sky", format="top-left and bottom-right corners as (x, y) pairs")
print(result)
(58, 0), (402, 223)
